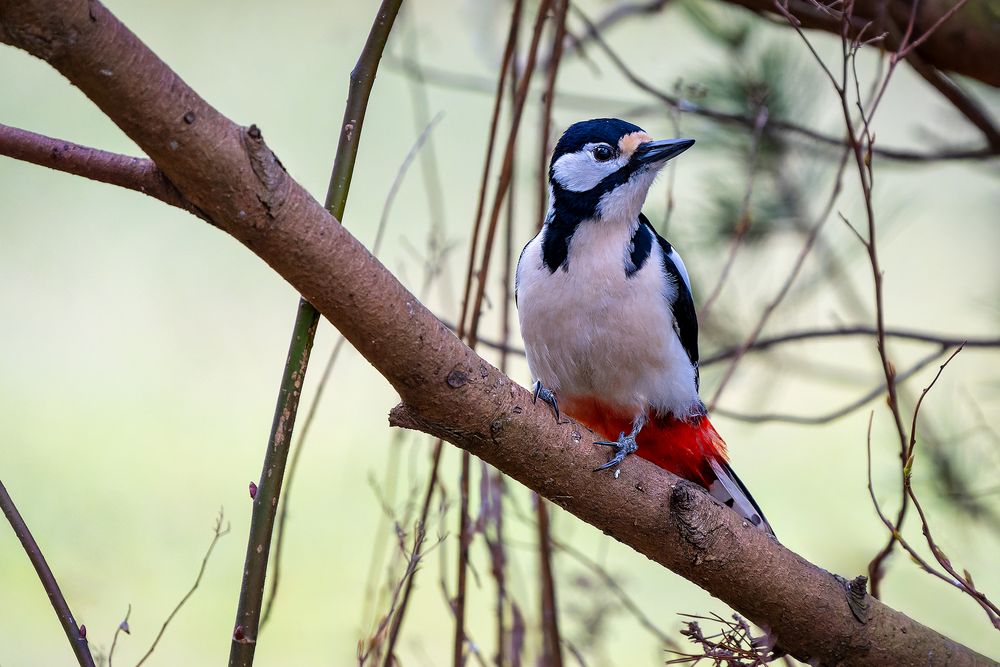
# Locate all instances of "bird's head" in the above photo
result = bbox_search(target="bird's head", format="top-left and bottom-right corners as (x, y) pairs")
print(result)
(547, 118), (694, 225)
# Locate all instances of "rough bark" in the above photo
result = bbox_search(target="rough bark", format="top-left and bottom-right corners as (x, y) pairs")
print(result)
(0, 1), (995, 664)
(718, 0), (1000, 87)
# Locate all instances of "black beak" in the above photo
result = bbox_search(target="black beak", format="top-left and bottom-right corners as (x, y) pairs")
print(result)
(633, 138), (695, 166)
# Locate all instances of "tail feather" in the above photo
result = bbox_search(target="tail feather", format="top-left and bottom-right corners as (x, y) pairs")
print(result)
(708, 459), (776, 538)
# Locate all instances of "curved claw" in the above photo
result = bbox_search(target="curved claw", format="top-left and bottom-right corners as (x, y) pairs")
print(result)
(594, 433), (626, 448)
(532, 380), (561, 422)
(593, 432), (638, 473)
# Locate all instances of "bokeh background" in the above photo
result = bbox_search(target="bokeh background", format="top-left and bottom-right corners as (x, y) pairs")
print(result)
(1, 0), (998, 664)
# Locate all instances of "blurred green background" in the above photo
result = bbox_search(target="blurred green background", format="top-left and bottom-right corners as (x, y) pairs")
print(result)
(1, 0), (998, 664)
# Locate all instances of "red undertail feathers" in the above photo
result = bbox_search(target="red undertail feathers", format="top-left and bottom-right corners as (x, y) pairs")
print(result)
(566, 397), (775, 537)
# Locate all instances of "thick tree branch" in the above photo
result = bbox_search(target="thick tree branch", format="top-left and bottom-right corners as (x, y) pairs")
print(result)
(0, 1), (993, 663)
(717, 0), (1000, 87)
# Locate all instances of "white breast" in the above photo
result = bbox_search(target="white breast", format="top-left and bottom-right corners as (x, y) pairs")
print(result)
(515, 220), (700, 419)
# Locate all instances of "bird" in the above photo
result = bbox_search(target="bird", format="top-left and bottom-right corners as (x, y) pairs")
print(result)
(515, 118), (774, 536)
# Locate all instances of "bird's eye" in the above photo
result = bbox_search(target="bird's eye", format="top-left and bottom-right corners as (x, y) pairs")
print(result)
(592, 145), (614, 162)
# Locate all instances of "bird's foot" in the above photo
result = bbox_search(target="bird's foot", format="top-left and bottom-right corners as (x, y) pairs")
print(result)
(594, 431), (639, 473)
(532, 381), (561, 422)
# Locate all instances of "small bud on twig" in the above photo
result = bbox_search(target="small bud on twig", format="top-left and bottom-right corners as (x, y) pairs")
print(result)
(249, 482), (257, 499)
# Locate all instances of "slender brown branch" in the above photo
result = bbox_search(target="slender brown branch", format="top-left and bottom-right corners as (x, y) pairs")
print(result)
(551, 0), (671, 66)
(380, 440), (444, 666)
(537, 0), (569, 228)
(548, 536), (677, 648)
(697, 106), (768, 321)
(535, 4), (569, 665)
(0, 123), (205, 219)
(136, 511), (230, 666)
(466, 0), (553, 345)
(536, 499), (564, 667)
(902, 348), (1000, 628)
(715, 346), (949, 425)
(0, 477), (95, 667)
(1, 1), (991, 662)
(457, 0), (525, 342)
(106, 604), (130, 667)
(700, 325), (1000, 366)
(454, 448), (473, 667)
(867, 386), (1000, 630)
(491, 38), (522, 664)
(835, 25), (912, 602)
(707, 147), (851, 410)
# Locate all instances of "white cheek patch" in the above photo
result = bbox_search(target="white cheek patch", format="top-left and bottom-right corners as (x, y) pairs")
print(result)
(551, 145), (627, 192)
(596, 168), (659, 222)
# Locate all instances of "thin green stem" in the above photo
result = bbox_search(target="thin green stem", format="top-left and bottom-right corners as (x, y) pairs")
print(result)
(228, 1), (403, 665)
(230, 299), (319, 667)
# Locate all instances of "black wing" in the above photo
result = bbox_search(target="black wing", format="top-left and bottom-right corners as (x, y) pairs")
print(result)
(640, 214), (700, 385)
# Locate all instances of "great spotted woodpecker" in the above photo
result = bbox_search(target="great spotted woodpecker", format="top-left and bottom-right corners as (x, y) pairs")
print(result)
(516, 118), (774, 536)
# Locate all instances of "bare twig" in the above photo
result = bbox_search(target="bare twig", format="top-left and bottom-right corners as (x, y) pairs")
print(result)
(379, 440), (445, 666)
(839, 31), (911, 602)
(700, 326), (1000, 366)
(490, 40), (523, 663)
(706, 147), (851, 410)
(107, 604), (130, 667)
(546, 0), (671, 66)
(536, 3), (569, 665)
(716, 346), (950, 425)
(866, 361), (1000, 631)
(457, 0), (525, 342)
(359, 524), (447, 664)
(136, 511), (230, 666)
(667, 612), (778, 665)
(537, 0), (570, 227)
(698, 106), (769, 320)
(465, 0), (553, 345)
(903, 348), (1000, 628)
(0, 478), (95, 667)
(551, 537), (677, 649)
(537, 499), (564, 667)
(454, 449), (473, 667)
(0, 123), (204, 219)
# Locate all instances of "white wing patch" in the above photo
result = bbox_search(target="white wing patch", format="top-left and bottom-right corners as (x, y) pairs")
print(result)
(667, 247), (693, 296)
